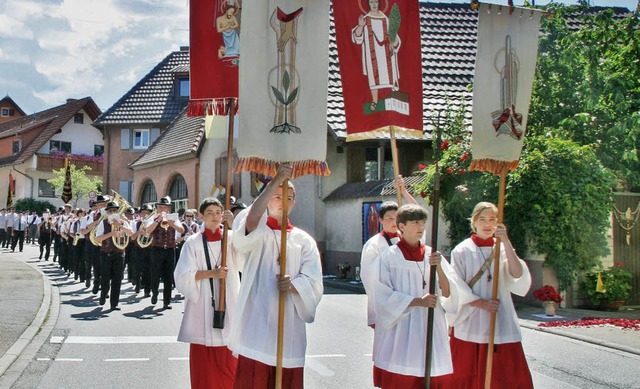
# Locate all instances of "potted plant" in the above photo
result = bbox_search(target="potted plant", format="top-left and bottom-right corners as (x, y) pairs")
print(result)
(533, 285), (563, 316)
(336, 262), (351, 279)
(580, 262), (633, 310)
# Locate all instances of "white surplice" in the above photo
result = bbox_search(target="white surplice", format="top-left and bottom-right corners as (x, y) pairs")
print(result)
(174, 231), (240, 347)
(361, 232), (400, 326)
(230, 210), (323, 368)
(448, 238), (532, 344)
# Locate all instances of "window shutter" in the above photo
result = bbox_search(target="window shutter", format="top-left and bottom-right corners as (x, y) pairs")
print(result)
(121, 129), (131, 149)
(150, 128), (160, 144)
(119, 181), (130, 203)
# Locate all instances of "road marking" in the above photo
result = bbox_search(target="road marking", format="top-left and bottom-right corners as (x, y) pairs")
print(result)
(36, 358), (51, 361)
(305, 358), (335, 377)
(104, 358), (150, 362)
(168, 357), (189, 361)
(51, 336), (177, 344)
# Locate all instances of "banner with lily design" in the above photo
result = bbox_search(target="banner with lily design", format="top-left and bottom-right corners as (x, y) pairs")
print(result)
(235, 0), (331, 178)
(468, 3), (543, 175)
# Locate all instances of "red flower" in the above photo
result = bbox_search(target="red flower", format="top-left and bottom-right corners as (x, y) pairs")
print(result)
(533, 285), (563, 303)
(455, 138), (462, 144)
(440, 140), (450, 150)
(460, 153), (470, 162)
(420, 191), (427, 198)
(616, 262), (623, 267)
(418, 163), (426, 170)
(445, 167), (453, 174)
(458, 169), (465, 174)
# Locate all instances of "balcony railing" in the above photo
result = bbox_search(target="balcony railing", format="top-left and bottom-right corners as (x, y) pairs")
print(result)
(37, 154), (103, 175)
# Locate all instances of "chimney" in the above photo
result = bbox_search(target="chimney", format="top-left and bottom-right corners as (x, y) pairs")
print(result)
(180, 46), (190, 52)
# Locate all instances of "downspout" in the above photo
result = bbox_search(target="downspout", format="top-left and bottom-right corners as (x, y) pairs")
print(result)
(104, 125), (111, 193)
(12, 165), (35, 199)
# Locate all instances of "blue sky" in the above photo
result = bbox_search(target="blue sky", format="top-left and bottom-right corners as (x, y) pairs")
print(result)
(0, 0), (636, 114)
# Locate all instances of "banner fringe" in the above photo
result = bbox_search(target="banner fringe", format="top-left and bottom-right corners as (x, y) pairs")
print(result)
(234, 157), (331, 179)
(345, 126), (423, 142)
(469, 158), (519, 176)
(187, 98), (240, 117)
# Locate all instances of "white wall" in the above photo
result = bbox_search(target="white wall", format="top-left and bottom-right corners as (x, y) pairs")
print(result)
(37, 109), (104, 156)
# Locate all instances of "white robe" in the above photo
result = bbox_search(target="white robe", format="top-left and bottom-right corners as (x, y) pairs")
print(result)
(373, 245), (463, 377)
(174, 231), (240, 347)
(352, 14), (401, 90)
(448, 238), (531, 344)
(229, 210), (323, 368)
(360, 232), (399, 327)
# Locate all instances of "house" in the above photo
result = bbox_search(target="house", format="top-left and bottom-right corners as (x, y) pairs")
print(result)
(92, 47), (191, 207)
(0, 95), (26, 125)
(0, 97), (103, 208)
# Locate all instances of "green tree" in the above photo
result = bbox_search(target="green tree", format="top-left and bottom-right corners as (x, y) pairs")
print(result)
(13, 198), (56, 214)
(530, 5), (640, 190)
(48, 165), (102, 207)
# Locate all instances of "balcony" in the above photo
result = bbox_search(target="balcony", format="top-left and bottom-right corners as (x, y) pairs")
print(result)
(37, 154), (103, 175)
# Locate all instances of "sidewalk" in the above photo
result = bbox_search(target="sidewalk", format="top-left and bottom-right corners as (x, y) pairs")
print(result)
(325, 276), (640, 356)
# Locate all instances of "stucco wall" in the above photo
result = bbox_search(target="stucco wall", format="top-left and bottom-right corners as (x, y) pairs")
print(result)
(43, 109), (103, 156)
(132, 158), (199, 209)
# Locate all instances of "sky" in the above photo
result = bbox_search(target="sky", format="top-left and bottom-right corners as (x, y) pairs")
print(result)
(0, 0), (636, 115)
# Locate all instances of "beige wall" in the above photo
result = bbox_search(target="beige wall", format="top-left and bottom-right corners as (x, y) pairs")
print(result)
(132, 158), (199, 209)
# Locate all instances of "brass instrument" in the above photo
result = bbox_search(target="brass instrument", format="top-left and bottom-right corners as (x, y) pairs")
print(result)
(161, 213), (179, 230)
(89, 191), (132, 247)
(109, 213), (130, 250)
(73, 232), (83, 246)
(136, 209), (157, 249)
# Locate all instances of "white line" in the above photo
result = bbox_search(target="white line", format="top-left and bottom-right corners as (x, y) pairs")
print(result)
(50, 336), (65, 344)
(54, 358), (83, 362)
(307, 354), (346, 358)
(57, 336), (177, 344)
(36, 358), (51, 361)
(104, 358), (149, 362)
(168, 357), (189, 361)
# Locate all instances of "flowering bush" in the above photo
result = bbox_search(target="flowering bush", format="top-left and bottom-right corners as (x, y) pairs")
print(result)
(50, 151), (104, 163)
(580, 262), (633, 306)
(533, 285), (563, 303)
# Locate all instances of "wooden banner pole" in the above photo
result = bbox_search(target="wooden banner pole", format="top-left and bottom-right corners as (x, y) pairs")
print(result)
(390, 127), (402, 204)
(275, 179), (290, 389)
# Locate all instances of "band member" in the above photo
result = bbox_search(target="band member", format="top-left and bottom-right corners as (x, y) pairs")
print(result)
(230, 165), (323, 389)
(83, 195), (111, 292)
(447, 202), (533, 388)
(176, 209), (199, 265)
(52, 208), (63, 262)
(10, 210), (27, 252)
(145, 196), (184, 309)
(58, 204), (73, 272)
(5, 207), (16, 249)
(175, 198), (240, 389)
(0, 208), (7, 248)
(38, 211), (53, 261)
(69, 208), (87, 281)
(123, 207), (136, 285)
(94, 200), (133, 311)
(131, 204), (153, 296)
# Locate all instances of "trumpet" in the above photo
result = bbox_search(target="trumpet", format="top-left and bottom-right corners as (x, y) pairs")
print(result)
(136, 209), (157, 249)
(159, 212), (179, 230)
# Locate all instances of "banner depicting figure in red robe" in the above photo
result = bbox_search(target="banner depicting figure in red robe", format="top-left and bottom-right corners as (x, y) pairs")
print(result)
(235, 0), (331, 178)
(469, 3), (543, 175)
(188, 0), (242, 116)
(6, 172), (14, 208)
(333, 0), (423, 141)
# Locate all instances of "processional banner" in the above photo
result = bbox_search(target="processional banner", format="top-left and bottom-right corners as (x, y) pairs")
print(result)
(332, 0), (423, 141)
(469, 3), (543, 175)
(188, 0), (242, 116)
(235, 0), (331, 178)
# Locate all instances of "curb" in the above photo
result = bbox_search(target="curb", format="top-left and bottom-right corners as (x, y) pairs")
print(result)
(0, 259), (55, 380)
(519, 319), (640, 356)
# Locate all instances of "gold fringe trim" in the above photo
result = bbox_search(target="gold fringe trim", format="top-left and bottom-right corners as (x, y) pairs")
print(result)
(234, 157), (331, 178)
(345, 126), (424, 142)
(469, 158), (519, 175)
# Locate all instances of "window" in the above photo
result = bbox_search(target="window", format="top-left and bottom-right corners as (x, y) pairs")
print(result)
(1, 108), (13, 117)
(169, 174), (188, 201)
(364, 147), (393, 181)
(215, 152), (241, 198)
(50, 140), (72, 154)
(141, 180), (157, 205)
(133, 129), (150, 149)
(94, 145), (104, 157)
(74, 113), (84, 124)
(12, 140), (20, 155)
(176, 77), (189, 98)
(38, 179), (56, 197)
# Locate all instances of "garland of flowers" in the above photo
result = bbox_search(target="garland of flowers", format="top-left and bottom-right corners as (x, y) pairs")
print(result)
(539, 317), (640, 331)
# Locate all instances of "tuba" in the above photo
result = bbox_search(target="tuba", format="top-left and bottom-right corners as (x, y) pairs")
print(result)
(89, 191), (132, 247)
(136, 209), (157, 249)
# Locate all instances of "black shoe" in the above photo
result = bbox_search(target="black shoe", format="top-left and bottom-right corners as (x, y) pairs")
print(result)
(135, 284), (140, 293)
(163, 304), (172, 310)
(99, 295), (106, 305)
(85, 280), (90, 288)
(151, 295), (158, 304)
(111, 306), (121, 311)
(143, 293), (151, 298)
(92, 286), (99, 294)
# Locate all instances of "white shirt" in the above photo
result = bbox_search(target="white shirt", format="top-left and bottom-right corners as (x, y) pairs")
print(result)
(373, 244), (463, 377)
(448, 238), (531, 344)
(12, 215), (27, 231)
(361, 232), (400, 326)
(174, 231), (240, 347)
(230, 210), (323, 368)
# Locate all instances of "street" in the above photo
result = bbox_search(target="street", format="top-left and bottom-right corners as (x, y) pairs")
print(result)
(7, 256), (640, 389)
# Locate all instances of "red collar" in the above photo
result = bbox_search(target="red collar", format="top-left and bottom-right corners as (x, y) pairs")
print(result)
(203, 227), (222, 242)
(267, 216), (293, 232)
(397, 238), (426, 261)
(471, 233), (495, 247)
(380, 230), (400, 240)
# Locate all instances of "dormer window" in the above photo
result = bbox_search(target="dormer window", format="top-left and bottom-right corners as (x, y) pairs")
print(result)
(12, 140), (21, 155)
(74, 113), (84, 123)
(2, 108), (14, 117)
(176, 77), (189, 98)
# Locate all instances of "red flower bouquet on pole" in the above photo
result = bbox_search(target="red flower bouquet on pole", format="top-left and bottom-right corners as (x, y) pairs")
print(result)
(533, 285), (563, 316)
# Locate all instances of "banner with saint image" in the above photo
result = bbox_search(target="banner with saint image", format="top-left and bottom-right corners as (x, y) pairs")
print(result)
(332, 0), (423, 141)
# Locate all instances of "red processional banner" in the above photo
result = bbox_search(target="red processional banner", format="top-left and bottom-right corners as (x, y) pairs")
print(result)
(188, 0), (242, 116)
(332, 0), (423, 141)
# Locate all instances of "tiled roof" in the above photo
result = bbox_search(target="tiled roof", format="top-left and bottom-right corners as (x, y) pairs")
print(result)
(0, 95), (27, 116)
(0, 97), (101, 167)
(324, 175), (421, 202)
(95, 50), (190, 125)
(129, 107), (205, 169)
